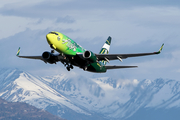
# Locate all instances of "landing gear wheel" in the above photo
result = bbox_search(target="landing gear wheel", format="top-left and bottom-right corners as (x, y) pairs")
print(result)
(70, 65), (73, 69)
(66, 67), (70, 71)
(83, 66), (87, 71)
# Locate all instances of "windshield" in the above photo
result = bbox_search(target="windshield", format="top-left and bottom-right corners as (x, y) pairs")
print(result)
(49, 32), (58, 35)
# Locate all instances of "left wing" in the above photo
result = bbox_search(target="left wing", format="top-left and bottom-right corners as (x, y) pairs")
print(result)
(96, 44), (164, 62)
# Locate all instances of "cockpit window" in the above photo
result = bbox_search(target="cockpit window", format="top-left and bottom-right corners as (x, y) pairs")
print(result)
(49, 32), (58, 35)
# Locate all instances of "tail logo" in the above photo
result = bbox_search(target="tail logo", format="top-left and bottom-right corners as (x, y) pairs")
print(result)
(100, 48), (108, 54)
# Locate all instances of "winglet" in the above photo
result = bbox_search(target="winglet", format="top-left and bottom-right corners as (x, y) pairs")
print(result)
(157, 43), (164, 54)
(16, 47), (20, 56)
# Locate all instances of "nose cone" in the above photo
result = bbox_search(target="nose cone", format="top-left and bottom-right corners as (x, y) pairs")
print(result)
(46, 32), (58, 49)
(46, 33), (53, 45)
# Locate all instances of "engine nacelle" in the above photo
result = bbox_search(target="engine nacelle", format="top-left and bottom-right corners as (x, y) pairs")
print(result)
(42, 51), (57, 64)
(83, 50), (97, 62)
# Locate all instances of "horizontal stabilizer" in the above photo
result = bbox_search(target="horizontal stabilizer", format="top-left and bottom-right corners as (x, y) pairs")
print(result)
(105, 65), (137, 69)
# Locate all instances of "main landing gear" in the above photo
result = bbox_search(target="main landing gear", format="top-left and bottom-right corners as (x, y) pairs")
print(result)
(62, 62), (73, 71)
(49, 47), (73, 71)
(83, 66), (87, 71)
(66, 64), (73, 71)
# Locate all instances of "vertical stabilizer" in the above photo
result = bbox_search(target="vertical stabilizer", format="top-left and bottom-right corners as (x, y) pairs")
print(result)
(99, 36), (111, 65)
(99, 36), (111, 54)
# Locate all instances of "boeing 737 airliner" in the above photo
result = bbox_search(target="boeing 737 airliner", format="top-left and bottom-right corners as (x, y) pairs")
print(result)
(16, 31), (164, 72)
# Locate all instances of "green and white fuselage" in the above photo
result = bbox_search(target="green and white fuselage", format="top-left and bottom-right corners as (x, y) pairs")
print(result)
(17, 31), (164, 73)
(46, 31), (109, 72)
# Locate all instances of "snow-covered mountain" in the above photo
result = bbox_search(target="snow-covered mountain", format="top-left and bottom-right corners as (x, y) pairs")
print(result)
(0, 68), (180, 120)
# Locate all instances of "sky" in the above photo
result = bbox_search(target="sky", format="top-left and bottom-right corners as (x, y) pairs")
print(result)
(0, 0), (180, 81)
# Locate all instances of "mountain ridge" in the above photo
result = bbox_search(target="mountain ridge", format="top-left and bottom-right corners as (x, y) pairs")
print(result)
(0, 68), (180, 120)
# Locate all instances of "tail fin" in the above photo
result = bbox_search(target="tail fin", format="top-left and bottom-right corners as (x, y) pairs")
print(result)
(99, 36), (111, 65)
(99, 36), (111, 54)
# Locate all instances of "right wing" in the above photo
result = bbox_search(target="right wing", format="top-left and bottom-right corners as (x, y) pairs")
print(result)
(17, 55), (43, 60)
(16, 47), (43, 60)
(16, 47), (69, 64)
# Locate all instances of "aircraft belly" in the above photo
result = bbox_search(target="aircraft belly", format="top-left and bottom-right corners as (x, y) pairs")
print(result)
(69, 56), (87, 69)
(69, 56), (106, 73)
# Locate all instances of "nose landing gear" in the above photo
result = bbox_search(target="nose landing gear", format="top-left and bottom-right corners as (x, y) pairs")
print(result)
(51, 50), (55, 53)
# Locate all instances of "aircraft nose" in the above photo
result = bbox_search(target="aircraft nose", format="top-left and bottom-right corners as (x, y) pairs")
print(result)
(46, 33), (52, 44)
(46, 33), (57, 49)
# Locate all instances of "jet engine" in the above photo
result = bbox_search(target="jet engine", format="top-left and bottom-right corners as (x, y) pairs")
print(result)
(83, 50), (97, 62)
(42, 51), (58, 64)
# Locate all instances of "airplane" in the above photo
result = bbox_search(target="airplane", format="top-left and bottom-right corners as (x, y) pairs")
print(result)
(16, 31), (164, 73)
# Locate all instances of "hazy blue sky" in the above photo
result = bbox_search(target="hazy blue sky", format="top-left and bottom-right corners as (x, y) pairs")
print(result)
(0, 0), (180, 80)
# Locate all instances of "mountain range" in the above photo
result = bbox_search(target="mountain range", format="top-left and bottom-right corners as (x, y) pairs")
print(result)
(0, 68), (180, 120)
(0, 96), (64, 120)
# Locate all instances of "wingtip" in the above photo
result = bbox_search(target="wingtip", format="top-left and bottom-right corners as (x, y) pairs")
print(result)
(16, 47), (20, 56)
(157, 43), (164, 54)
(162, 43), (164, 47)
